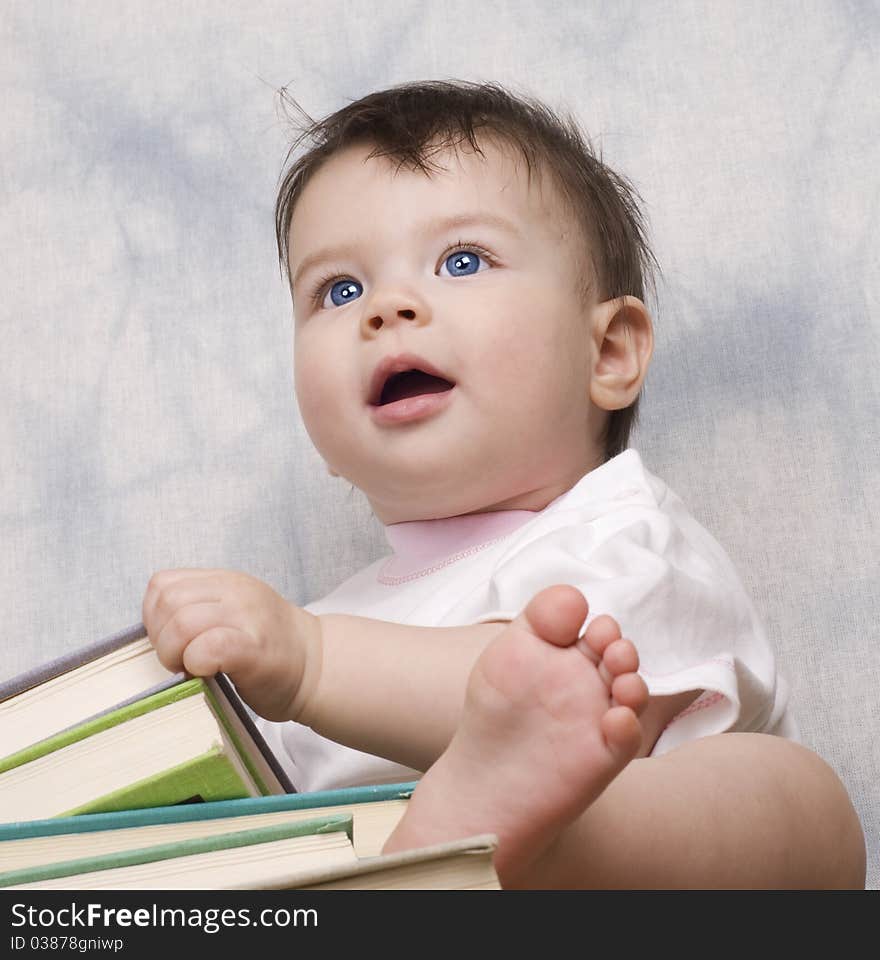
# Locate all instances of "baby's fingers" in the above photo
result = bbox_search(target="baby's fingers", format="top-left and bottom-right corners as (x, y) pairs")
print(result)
(150, 601), (225, 674)
(142, 569), (227, 636)
(180, 625), (256, 679)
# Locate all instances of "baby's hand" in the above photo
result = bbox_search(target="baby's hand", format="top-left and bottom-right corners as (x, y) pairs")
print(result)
(142, 568), (320, 722)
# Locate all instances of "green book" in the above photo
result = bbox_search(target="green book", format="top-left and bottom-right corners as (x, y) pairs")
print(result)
(0, 677), (283, 823)
(0, 781), (417, 874)
(0, 622), (294, 797)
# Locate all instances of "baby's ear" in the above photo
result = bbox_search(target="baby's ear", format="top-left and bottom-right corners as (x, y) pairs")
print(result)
(588, 296), (654, 411)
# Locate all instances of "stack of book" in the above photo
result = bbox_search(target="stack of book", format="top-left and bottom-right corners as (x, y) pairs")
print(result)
(0, 625), (500, 890)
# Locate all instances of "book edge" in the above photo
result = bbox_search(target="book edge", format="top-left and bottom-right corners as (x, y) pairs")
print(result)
(0, 678), (206, 773)
(278, 833), (499, 889)
(0, 623), (147, 703)
(0, 815), (354, 888)
(210, 674), (296, 794)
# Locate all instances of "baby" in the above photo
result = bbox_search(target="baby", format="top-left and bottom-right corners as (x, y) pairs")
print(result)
(143, 80), (865, 888)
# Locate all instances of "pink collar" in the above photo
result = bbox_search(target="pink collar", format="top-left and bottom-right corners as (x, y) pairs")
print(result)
(382, 509), (538, 581)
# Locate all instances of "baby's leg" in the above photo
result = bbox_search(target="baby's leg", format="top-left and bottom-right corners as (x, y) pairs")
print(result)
(381, 584), (648, 885)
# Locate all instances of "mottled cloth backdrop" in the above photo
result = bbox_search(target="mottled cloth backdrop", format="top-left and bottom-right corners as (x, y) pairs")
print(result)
(2, 1), (878, 885)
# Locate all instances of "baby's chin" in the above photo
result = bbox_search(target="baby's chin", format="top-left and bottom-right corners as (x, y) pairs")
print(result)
(335, 441), (595, 523)
(364, 483), (497, 525)
(363, 478), (556, 525)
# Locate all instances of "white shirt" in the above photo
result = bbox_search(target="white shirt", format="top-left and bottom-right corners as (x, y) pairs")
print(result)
(257, 449), (796, 793)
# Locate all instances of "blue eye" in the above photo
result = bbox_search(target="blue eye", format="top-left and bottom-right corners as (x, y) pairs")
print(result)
(441, 250), (485, 277)
(325, 279), (362, 308)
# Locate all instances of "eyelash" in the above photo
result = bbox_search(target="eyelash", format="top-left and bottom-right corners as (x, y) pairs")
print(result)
(307, 238), (498, 307)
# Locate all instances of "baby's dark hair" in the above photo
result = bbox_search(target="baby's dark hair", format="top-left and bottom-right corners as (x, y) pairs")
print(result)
(274, 79), (658, 460)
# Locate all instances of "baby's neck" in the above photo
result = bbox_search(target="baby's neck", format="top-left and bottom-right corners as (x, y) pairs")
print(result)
(370, 474), (592, 525)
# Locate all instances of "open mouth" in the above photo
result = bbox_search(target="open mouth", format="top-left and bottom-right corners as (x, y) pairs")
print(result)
(368, 354), (457, 407)
(376, 369), (456, 406)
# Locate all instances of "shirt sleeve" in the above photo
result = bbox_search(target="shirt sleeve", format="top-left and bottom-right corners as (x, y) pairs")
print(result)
(471, 498), (787, 756)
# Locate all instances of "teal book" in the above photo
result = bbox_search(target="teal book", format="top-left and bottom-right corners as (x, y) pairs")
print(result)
(0, 814), (359, 890)
(0, 781), (418, 875)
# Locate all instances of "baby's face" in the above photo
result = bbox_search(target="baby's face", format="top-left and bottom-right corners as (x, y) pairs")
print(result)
(288, 137), (608, 522)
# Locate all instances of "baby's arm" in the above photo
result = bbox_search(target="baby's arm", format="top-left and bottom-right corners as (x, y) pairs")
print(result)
(142, 568), (741, 787)
(142, 568), (503, 769)
(144, 569), (687, 772)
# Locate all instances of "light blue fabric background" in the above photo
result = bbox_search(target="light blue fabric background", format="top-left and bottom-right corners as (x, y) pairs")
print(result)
(2, 1), (878, 886)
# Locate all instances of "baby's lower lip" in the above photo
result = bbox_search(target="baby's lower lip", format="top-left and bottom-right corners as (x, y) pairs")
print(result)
(369, 387), (455, 426)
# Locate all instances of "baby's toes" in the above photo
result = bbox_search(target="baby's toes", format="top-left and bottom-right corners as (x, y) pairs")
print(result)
(521, 584), (590, 649)
(602, 638), (640, 678)
(578, 613), (622, 663)
(610, 671), (650, 715)
(600, 705), (644, 764)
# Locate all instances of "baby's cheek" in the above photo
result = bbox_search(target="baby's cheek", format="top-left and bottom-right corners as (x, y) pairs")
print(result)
(295, 378), (333, 435)
(293, 342), (329, 404)
(293, 362), (354, 464)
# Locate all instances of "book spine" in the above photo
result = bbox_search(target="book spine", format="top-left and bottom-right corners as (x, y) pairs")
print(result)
(0, 781), (419, 838)
(211, 674), (296, 794)
(0, 815), (354, 888)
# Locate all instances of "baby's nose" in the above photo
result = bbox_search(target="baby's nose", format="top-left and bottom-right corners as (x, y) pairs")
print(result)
(359, 276), (433, 335)
(369, 307), (413, 328)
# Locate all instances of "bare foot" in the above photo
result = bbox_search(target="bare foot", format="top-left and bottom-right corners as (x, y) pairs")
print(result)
(382, 584), (649, 886)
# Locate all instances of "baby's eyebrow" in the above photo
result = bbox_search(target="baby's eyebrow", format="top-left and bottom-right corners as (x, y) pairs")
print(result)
(291, 212), (521, 289)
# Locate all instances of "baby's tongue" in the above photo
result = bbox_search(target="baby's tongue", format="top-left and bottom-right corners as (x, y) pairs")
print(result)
(382, 370), (453, 404)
